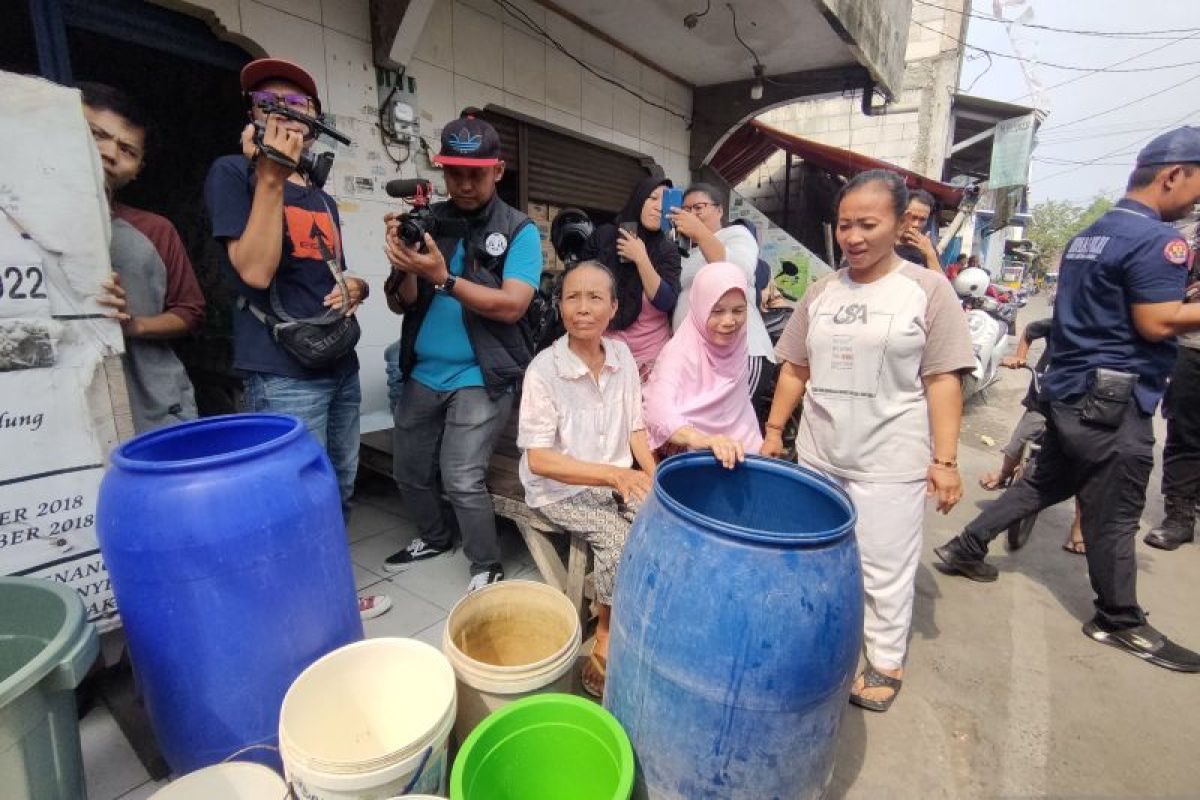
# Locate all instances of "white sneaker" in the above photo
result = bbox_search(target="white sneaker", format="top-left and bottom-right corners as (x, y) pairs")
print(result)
(466, 566), (504, 593)
(358, 594), (392, 620)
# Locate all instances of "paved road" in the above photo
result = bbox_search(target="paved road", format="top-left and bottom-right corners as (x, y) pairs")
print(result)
(833, 293), (1200, 799)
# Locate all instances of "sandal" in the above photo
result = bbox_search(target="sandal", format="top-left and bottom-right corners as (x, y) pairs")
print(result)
(582, 652), (607, 698)
(849, 664), (902, 713)
(1062, 539), (1086, 555)
(978, 472), (1013, 491)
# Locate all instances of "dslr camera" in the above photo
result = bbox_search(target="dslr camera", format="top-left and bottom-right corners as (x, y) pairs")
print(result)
(385, 178), (439, 251)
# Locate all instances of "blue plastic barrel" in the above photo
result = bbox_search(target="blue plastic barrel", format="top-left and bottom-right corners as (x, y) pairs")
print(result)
(96, 414), (363, 775)
(605, 453), (862, 800)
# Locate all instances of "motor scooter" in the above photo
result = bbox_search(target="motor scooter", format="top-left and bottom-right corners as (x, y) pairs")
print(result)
(961, 294), (1015, 400)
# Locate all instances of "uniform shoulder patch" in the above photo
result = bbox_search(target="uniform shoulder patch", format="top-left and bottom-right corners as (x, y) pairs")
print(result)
(1164, 238), (1190, 266)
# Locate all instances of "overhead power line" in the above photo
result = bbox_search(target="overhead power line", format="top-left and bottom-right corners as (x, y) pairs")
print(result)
(1031, 108), (1200, 184)
(912, 0), (1200, 40)
(912, 17), (1200, 73)
(1037, 69), (1200, 132)
(1007, 29), (1200, 104)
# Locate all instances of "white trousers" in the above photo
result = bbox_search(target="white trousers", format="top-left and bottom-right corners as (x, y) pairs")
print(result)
(817, 470), (927, 671)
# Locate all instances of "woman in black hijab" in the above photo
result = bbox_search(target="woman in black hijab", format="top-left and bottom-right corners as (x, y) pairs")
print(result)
(582, 176), (682, 380)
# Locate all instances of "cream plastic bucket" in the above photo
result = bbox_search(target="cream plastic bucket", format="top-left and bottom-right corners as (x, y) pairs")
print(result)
(150, 762), (288, 799)
(279, 638), (456, 799)
(442, 580), (581, 742)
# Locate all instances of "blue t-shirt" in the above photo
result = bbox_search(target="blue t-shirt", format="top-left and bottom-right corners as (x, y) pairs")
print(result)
(204, 154), (359, 379)
(411, 224), (542, 391)
(1041, 198), (1190, 414)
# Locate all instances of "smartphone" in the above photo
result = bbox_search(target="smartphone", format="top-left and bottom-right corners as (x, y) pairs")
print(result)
(618, 220), (639, 262)
(660, 187), (684, 231)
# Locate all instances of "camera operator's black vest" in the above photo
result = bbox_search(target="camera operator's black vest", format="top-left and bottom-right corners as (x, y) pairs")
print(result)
(399, 195), (538, 399)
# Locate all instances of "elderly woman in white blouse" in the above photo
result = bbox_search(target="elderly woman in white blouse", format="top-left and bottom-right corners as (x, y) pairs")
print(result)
(518, 259), (657, 698)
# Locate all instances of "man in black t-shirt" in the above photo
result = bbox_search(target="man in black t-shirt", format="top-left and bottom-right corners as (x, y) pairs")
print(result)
(204, 58), (389, 621)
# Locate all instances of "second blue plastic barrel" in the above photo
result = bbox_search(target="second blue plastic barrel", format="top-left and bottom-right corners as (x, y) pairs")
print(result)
(96, 414), (362, 774)
(605, 453), (862, 800)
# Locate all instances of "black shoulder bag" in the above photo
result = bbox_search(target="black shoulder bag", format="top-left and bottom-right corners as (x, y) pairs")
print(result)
(240, 193), (361, 370)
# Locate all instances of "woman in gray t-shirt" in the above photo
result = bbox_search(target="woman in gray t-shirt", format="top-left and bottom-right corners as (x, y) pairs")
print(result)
(764, 170), (973, 713)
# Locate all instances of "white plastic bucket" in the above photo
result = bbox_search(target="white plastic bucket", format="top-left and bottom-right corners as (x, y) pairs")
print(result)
(150, 762), (288, 799)
(279, 638), (457, 799)
(442, 580), (581, 741)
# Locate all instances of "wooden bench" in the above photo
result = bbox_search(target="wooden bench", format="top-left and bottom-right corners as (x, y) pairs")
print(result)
(359, 421), (593, 626)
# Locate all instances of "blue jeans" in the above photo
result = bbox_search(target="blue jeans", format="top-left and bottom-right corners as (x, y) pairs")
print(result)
(244, 371), (361, 510)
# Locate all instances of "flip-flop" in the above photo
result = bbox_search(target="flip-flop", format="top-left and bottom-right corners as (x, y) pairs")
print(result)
(978, 473), (1013, 491)
(848, 664), (902, 713)
(582, 652), (607, 698)
(1062, 540), (1086, 555)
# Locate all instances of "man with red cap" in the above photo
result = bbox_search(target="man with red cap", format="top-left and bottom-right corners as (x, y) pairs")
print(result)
(204, 59), (388, 619)
(381, 110), (542, 593)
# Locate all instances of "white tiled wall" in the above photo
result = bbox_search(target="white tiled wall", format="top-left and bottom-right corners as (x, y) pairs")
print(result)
(167, 0), (694, 429)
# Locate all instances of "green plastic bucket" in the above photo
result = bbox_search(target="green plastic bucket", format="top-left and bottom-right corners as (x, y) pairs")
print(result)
(0, 577), (99, 800)
(450, 693), (634, 800)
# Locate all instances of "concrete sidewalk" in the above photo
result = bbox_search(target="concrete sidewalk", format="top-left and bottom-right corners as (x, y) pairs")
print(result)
(831, 294), (1200, 798)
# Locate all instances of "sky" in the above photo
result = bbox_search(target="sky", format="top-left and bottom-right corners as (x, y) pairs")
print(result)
(958, 0), (1200, 204)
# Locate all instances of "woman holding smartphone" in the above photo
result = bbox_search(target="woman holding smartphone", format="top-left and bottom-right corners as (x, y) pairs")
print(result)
(582, 177), (682, 380)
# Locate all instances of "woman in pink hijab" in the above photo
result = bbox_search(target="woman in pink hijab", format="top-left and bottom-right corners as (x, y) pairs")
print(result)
(643, 261), (763, 468)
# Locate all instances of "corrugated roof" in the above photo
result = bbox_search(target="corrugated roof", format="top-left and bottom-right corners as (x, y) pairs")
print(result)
(710, 119), (966, 209)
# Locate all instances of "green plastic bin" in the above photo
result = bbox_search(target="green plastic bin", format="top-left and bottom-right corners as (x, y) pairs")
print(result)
(451, 693), (634, 800)
(0, 577), (100, 800)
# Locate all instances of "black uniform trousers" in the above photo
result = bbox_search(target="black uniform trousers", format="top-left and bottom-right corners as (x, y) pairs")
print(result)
(1161, 345), (1200, 501)
(960, 400), (1153, 630)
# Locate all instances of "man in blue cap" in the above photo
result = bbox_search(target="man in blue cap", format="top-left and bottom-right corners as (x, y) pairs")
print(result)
(381, 110), (542, 593)
(935, 126), (1200, 672)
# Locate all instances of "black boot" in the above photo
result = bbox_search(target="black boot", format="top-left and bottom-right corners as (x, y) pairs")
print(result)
(1144, 495), (1196, 551)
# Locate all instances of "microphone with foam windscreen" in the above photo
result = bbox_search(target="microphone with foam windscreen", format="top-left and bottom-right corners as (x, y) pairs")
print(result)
(385, 178), (433, 198)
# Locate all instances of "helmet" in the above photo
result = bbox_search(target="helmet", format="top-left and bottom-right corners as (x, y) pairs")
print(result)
(551, 208), (593, 266)
(953, 267), (990, 299)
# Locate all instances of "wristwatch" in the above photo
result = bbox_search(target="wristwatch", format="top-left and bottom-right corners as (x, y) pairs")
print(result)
(435, 274), (457, 295)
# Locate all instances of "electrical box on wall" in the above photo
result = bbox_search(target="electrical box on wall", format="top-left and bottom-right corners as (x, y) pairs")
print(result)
(376, 68), (419, 149)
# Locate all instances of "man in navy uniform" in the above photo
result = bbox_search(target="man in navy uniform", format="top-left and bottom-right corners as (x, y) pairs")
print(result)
(935, 127), (1200, 672)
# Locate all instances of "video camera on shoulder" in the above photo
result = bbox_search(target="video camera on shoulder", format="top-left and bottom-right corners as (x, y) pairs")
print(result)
(385, 178), (440, 252)
(249, 98), (350, 189)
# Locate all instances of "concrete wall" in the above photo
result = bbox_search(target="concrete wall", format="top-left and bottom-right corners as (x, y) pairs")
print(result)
(820, 0), (912, 97)
(154, 0), (693, 430)
(816, 0), (913, 97)
(738, 0), (966, 218)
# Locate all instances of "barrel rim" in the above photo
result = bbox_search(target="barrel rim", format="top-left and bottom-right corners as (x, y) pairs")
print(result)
(450, 692), (634, 797)
(111, 413), (305, 472)
(652, 453), (857, 545)
(279, 637), (457, 772)
(442, 580), (582, 687)
(0, 577), (93, 703)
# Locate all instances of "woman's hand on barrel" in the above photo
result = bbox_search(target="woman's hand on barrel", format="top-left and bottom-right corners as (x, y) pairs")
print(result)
(609, 467), (652, 503)
(705, 434), (745, 470)
(926, 463), (962, 514)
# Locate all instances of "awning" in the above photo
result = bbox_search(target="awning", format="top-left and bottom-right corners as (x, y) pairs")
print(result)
(710, 119), (965, 209)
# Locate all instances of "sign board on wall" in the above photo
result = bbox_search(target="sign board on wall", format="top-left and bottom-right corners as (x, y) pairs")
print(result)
(728, 191), (832, 299)
(989, 114), (1037, 190)
(1, 71), (128, 632)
